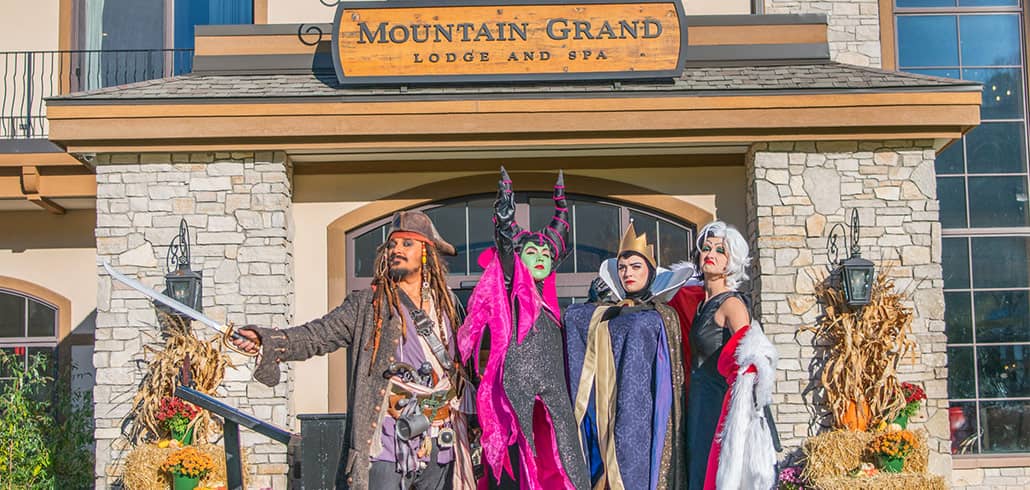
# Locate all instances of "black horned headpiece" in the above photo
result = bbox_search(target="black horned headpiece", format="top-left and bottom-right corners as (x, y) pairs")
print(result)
(497, 166), (571, 265)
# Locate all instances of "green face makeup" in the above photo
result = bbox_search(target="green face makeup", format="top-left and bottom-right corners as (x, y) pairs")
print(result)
(520, 242), (553, 281)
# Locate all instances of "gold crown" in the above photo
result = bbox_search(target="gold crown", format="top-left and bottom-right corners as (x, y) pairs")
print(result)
(619, 221), (656, 268)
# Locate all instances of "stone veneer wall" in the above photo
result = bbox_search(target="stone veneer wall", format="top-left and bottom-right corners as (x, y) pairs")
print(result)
(764, 0), (882, 68)
(745, 141), (951, 478)
(954, 466), (1030, 489)
(93, 152), (294, 489)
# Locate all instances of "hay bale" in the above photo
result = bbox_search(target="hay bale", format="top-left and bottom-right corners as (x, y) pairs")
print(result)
(813, 473), (947, 490)
(123, 443), (248, 490)
(802, 429), (930, 482)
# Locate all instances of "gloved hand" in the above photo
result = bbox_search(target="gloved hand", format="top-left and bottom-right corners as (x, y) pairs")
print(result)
(588, 277), (615, 304)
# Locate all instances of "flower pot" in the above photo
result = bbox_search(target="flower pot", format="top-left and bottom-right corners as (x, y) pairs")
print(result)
(171, 426), (194, 445)
(172, 473), (200, 490)
(877, 454), (905, 473)
(894, 413), (909, 429)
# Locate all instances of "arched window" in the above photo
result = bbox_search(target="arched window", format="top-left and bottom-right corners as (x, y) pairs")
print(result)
(0, 289), (58, 380)
(346, 194), (697, 307)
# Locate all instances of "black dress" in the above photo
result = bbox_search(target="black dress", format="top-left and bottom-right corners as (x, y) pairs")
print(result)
(684, 291), (748, 490)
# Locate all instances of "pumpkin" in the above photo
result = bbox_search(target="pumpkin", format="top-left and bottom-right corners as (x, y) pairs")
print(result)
(841, 398), (870, 431)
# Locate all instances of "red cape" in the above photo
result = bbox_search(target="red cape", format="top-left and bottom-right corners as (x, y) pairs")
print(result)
(667, 285), (705, 392)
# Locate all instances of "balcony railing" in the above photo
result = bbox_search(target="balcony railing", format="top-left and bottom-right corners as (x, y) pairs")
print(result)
(1, 49), (193, 139)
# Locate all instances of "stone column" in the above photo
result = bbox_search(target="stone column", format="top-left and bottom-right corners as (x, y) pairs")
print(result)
(764, 0), (882, 68)
(93, 152), (294, 489)
(746, 141), (950, 477)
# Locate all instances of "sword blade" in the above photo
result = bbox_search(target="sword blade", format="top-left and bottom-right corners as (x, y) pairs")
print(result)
(102, 261), (227, 335)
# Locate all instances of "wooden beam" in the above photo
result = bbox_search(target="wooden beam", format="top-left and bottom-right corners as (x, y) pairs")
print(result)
(26, 195), (67, 214)
(0, 152), (86, 167)
(0, 173), (95, 199)
(20, 166), (40, 194)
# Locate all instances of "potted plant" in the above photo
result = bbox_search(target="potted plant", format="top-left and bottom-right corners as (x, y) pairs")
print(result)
(156, 396), (200, 445)
(776, 465), (808, 489)
(869, 429), (918, 473)
(161, 446), (215, 490)
(894, 382), (926, 428)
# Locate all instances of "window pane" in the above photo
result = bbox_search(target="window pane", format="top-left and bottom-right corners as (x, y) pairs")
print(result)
(425, 204), (467, 275)
(960, 15), (1021, 67)
(977, 345), (1030, 398)
(943, 237), (970, 289)
(0, 293), (25, 338)
(946, 291), (973, 343)
(974, 291), (1030, 343)
(898, 16), (959, 67)
(26, 347), (55, 379)
(948, 346), (976, 398)
(964, 68), (1024, 119)
(968, 176), (1029, 228)
(658, 222), (690, 268)
(0, 347), (18, 378)
(966, 122), (1026, 174)
(906, 68), (962, 79)
(949, 402), (980, 455)
(937, 177), (967, 228)
(936, 139), (964, 175)
(971, 237), (1029, 289)
(26, 300), (56, 338)
(468, 198), (494, 273)
(628, 211), (659, 261)
(960, 0), (1019, 5)
(897, 0), (955, 6)
(353, 225), (385, 278)
(574, 202), (620, 274)
(980, 401), (1030, 452)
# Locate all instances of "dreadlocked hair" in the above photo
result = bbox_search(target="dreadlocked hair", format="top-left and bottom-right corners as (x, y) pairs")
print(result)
(367, 240), (458, 373)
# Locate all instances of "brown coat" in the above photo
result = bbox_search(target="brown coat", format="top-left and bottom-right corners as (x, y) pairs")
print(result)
(252, 288), (411, 490)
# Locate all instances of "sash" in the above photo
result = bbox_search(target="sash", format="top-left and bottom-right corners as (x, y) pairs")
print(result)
(573, 306), (626, 490)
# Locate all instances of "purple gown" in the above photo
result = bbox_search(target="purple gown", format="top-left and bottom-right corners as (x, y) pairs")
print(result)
(564, 303), (676, 490)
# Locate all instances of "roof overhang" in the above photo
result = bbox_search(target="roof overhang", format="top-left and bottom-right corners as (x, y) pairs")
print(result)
(43, 14), (982, 164)
(46, 89), (982, 157)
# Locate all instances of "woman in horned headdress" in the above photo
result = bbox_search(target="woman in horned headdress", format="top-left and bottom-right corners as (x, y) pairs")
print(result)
(458, 168), (590, 489)
(564, 222), (695, 490)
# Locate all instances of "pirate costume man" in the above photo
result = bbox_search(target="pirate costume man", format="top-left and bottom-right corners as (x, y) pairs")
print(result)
(238, 210), (476, 490)
(564, 223), (693, 490)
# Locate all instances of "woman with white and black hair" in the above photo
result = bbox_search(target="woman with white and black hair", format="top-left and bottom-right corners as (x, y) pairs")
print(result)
(684, 221), (778, 490)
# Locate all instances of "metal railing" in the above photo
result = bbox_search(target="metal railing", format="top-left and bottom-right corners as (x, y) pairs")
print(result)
(1, 49), (193, 139)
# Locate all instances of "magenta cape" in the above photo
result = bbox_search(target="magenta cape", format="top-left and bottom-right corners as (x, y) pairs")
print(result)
(457, 248), (570, 489)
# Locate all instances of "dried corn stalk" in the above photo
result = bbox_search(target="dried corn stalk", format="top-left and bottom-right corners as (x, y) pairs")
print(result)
(803, 272), (917, 429)
(128, 314), (234, 444)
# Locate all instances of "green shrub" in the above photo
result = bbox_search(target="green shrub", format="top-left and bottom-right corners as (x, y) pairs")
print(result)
(0, 350), (94, 489)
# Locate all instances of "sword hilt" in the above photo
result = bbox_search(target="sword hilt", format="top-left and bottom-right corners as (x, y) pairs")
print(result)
(222, 323), (260, 358)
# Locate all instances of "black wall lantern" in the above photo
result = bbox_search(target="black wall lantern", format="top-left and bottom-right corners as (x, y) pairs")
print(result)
(164, 219), (203, 320)
(827, 209), (876, 307)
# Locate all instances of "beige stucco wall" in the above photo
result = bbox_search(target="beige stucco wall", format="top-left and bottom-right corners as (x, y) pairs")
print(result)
(687, 0), (751, 15)
(0, 210), (97, 334)
(266, 0), (335, 24)
(0, 0), (61, 51)
(266, 0), (751, 24)
(1, 210), (98, 394)
(288, 165), (745, 414)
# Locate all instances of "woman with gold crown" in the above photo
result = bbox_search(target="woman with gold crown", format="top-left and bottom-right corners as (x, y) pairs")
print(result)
(563, 222), (696, 490)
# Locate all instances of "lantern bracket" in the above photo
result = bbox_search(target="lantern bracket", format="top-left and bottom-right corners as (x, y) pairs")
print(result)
(827, 208), (862, 266)
(167, 219), (192, 274)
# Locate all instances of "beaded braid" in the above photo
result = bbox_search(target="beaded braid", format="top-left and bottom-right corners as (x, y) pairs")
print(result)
(367, 239), (459, 373)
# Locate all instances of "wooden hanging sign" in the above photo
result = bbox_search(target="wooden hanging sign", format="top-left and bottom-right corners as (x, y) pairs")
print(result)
(332, 0), (687, 84)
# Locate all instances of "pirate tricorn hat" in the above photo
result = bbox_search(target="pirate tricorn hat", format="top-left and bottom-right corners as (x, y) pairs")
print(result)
(387, 210), (457, 256)
(618, 221), (657, 268)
